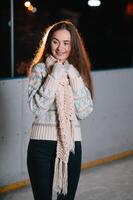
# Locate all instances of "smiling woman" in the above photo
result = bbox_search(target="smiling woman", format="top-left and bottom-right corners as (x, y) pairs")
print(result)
(51, 29), (71, 63)
(26, 20), (94, 200)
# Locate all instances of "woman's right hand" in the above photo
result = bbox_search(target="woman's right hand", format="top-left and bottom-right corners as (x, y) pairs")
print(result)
(45, 54), (57, 69)
(45, 54), (66, 80)
(51, 61), (66, 80)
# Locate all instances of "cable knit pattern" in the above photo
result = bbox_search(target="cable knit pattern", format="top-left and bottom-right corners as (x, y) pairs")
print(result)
(53, 73), (75, 194)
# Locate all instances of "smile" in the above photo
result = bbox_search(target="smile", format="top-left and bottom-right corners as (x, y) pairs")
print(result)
(56, 52), (65, 55)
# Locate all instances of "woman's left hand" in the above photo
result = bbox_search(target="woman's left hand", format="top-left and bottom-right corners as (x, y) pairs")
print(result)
(64, 64), (80, 78)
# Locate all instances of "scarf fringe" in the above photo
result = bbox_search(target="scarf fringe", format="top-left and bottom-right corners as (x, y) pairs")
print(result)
(53, 157), (68, 195)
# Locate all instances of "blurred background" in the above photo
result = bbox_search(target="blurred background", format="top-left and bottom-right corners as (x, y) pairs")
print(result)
(0, 0), (133, 78)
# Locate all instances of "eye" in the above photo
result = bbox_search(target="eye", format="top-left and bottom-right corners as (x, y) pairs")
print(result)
(64, 42), (70, 46)
(52, 39), (58, 45)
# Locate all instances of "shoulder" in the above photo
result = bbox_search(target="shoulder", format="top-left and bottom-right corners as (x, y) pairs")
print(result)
(32, 62), (48, 77)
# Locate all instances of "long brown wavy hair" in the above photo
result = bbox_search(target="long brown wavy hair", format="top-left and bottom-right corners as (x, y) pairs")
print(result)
(28, 20), (94, 98)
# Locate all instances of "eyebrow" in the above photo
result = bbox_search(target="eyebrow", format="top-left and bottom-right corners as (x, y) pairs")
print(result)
(52, 37), (71, 43)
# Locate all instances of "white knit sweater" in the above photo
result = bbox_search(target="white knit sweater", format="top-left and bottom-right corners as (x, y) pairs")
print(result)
(28, 62), (93, 142)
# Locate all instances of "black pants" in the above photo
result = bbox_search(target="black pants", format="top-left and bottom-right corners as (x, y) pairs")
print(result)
(27, 140), (82, 200)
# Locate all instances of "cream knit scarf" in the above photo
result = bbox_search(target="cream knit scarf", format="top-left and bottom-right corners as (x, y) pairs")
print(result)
(53, 72), (75, 195)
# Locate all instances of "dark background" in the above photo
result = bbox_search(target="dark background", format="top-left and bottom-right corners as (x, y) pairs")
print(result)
(0, 0), (133, 78)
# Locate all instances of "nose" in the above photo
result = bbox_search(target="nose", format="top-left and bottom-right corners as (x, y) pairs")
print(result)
(57, 43), (63, 51)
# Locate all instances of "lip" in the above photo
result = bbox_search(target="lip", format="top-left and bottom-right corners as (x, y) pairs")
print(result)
(55, 52), (65, 56)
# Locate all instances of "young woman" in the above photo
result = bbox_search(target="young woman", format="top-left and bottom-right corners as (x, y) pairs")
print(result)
(27, 20), (94, 200)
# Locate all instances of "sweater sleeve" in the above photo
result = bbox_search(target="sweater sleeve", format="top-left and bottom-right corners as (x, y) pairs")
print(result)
(28, 63), (59, 116)
(69, 76), (93, 120)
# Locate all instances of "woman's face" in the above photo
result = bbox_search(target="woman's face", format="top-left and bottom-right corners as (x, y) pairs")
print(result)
(50, 29), (71, 63)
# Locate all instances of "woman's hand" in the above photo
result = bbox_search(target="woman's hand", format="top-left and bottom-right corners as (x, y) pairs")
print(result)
(45, 54), (57, 69)
(51, 61), (66, 80)
(64, 64), (80, 79)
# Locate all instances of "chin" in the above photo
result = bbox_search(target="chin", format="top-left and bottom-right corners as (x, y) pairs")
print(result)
(57, 57), (66, 62)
